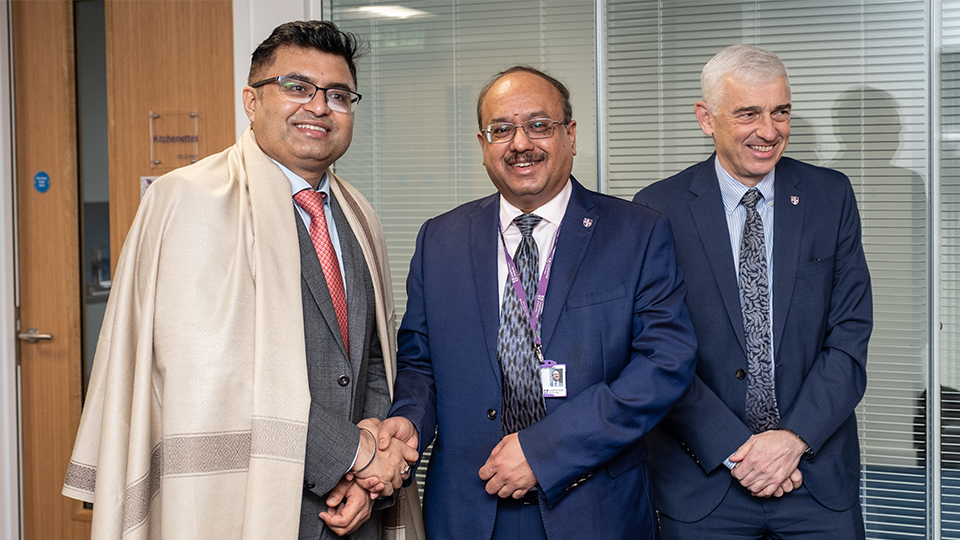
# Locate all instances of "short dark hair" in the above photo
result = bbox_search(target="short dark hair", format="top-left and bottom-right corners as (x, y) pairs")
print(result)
(476, 66), (573, 129)
(248, 20), (368, 86)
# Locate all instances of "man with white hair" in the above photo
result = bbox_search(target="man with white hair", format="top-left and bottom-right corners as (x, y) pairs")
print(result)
(636, 44), (872, 539)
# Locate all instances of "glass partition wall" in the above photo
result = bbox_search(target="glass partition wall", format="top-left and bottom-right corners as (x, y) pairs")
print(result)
(331, 1), (954, 537)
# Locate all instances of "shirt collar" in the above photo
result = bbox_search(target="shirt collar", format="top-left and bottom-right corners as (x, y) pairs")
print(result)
(274, 159), (331, 202)
(715, 155), (775, 212)
(498, 178), (573, 230)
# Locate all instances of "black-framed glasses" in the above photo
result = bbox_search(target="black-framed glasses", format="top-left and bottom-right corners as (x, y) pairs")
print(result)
(481, 118), (568, 143)
(250, 76), (362, 113)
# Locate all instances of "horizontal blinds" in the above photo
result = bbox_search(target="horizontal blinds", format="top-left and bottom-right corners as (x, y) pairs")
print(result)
(606, 1), (928, 537)
(942, 5), (960, 538)
(328, 1), (938, 534)
(332, 0), (596, 324)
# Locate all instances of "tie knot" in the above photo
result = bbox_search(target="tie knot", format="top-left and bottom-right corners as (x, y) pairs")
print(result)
(740, 189), (762, 210)
(294, 189), (327, 220)
(513, 214), (543, 238)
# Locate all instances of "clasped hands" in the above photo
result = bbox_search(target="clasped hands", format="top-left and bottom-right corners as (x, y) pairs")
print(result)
(728, 429), (807, 498)
(319, 418), (419, 536)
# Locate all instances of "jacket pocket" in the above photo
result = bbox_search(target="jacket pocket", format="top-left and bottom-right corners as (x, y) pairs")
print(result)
(796, 253), (835, 277)
(566, 284), (626, 309)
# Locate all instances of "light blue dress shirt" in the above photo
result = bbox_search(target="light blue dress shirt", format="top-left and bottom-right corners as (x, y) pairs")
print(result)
(716, 157), (775, 349)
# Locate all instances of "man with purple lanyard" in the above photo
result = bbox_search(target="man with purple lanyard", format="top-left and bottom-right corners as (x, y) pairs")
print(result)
(376, 65), (698, 539)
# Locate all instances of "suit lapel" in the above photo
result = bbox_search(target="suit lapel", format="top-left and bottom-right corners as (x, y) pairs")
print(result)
(470, 194), (504, 386)
(539, 178), (596, 352)
(295, 209), (349, 360)
(771, 162), (804, 359)
(689, 161), (748, 356)
(331, 193), (367, 371)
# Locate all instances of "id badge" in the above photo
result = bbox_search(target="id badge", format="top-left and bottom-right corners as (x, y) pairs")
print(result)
(541, 362), (567, 398)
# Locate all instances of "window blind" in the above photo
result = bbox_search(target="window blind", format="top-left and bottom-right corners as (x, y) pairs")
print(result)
(606, 1), (928, 537)
(941, 4), (960, 538)
(325, 1), (941, 536)
(332, 0), (596, 323)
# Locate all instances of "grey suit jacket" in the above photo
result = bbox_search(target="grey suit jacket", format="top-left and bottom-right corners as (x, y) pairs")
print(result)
(297, 192), (392, 540)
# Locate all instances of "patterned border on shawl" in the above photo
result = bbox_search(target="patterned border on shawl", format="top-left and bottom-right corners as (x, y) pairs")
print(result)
(251, 416), (307, 462)
(161, 431), (251, 476)
(64, 460), (97, 495)
(120, 419), (304, 534)
(123, 444), (163, 533)
(379, 487), (406, 531)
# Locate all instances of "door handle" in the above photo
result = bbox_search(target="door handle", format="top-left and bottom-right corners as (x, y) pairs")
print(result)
(18, 327), (52, 343)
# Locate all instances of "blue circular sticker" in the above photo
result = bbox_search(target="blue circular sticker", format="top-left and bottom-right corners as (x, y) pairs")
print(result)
(34, 171), (50, 193)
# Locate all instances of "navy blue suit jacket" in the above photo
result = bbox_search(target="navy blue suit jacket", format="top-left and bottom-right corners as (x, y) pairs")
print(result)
(390, 178), (697, 539)
(635, 156), (872, 522)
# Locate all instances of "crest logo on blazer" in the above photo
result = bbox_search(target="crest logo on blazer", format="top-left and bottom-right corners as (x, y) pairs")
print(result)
(583, 217), (593, 228)
(791, 196), (799, 205)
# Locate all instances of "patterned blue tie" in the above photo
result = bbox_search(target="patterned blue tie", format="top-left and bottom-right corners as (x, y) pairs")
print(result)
(739, 189), (780, 433)
(498, 213), (547, 436)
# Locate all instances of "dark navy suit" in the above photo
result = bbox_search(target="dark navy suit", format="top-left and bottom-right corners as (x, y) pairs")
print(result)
(635, 156), (872, 529)
(390, 178), (697, 539)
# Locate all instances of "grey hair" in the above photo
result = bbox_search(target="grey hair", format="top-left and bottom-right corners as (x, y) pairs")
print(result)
(700, 44), (790, 110)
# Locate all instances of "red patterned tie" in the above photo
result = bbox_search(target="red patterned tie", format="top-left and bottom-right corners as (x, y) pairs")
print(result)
(294, 189), (349, 356)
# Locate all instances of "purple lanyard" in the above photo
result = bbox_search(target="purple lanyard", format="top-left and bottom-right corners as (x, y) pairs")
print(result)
(498, 217), (562, 363)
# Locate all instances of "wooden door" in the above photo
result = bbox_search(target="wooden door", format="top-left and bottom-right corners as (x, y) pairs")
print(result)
(104, 0), (235, 253)
(13, 1), (234, 538)
(12, 0), (91, 538)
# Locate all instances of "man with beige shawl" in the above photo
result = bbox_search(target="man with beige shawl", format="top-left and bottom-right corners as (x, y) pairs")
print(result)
(63, 20), (422, 540)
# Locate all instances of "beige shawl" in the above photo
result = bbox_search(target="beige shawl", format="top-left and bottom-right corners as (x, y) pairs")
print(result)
(63, 127), (423, 540)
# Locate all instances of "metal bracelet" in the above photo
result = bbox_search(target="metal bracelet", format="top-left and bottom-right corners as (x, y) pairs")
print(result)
(354, 428), (376, 474)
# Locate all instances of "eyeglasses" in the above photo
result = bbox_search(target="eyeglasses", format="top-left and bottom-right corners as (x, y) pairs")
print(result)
(250, 76), (362, 113)
(481, 118), (568, 143)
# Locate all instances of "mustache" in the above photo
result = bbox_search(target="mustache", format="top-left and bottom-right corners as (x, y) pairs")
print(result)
(504, 151), (545, 165)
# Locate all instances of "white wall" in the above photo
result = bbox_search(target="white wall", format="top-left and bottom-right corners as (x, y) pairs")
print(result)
(0, 0), (22, 537)
(232, 0), (328, 140)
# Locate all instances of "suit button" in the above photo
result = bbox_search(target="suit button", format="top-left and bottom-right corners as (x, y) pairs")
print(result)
(304, 482), (315, 490)
(736, 369), (746, 380)
(487, 409), (497, 420)
(338, 375), (350, 387)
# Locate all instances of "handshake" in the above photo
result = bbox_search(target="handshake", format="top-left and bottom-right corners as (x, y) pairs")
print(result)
(349, 416), (421, 498)
(319, 416), (421, 536)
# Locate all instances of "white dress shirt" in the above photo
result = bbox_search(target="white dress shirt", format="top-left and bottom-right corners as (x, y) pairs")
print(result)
(496, 179), (573, 312)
